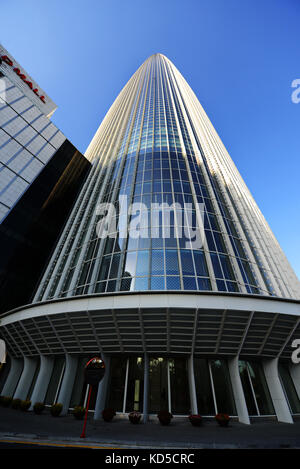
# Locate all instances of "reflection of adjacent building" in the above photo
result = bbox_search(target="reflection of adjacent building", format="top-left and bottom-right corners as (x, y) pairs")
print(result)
(1, 54), (300, 424)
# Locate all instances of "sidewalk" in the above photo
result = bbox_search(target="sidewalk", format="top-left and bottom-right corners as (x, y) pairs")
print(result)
(0, 407), (300, 449)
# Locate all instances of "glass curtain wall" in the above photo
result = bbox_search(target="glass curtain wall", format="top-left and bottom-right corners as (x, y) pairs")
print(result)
(193, 358), (215, 415)
(106, 356), (240, 415)
(107, 357), (144, 413)
(194, 358), (236, 415)
(148, 357), (190, 414)
(278, 362), (300, 414)
(169, 358), (190, 414)
(239, 360), (275, 416)
(44, 357), (65, 405)
(106, 356), (127, 411)
(26, 359), (40, 400)
(125, 357), (144, 412)
(107, 356), (190, 414)
(149, 357), (169, 412)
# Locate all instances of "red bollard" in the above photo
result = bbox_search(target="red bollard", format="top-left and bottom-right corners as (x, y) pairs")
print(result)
(80, 385), (93, 438)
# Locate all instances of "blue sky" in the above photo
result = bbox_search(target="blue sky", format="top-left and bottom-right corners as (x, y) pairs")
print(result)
(1, 0), (300, 279)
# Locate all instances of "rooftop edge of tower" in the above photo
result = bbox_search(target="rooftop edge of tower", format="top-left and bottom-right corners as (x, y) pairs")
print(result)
(147, 53), (168, 61)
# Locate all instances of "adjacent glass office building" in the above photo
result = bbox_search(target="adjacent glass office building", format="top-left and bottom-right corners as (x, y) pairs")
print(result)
(1, 54), (300, 423)
(0, 44), (91, 314)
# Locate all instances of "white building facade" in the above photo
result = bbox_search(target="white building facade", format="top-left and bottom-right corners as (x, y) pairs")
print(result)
(1, 54), (300, 423)
(0, 44), (65, 223)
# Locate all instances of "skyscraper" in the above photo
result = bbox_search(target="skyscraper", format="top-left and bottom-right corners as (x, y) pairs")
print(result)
(1, 54), (300, 424)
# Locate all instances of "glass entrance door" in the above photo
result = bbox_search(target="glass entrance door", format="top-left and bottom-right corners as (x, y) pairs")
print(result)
(149, 357), (190, 414)
(149, 357), (169, 412)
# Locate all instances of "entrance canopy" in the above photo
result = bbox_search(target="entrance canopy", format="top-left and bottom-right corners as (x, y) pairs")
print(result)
(1, 292), (299, 361)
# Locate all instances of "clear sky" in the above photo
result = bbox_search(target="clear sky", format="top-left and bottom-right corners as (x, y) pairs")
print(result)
(1, 0), (300, 280)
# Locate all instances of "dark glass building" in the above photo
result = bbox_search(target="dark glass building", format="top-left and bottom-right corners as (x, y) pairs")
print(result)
(0, 139), (90, 313)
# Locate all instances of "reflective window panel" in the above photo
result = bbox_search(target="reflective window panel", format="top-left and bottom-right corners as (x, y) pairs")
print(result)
(44, 357), (65, 405)
(279, 362), (300, 414)
(239, 360), (258, 415)
(26, 359), (40, 401)
(239, 360), (275, 416)
(169, 358), (190, 414)
(106, 356), (127, 412)
(247, 361), (275, 415)
(210, 359), (236, 415)
(149, 357), (169, 413)
(194, 358), (215, 415)
(125, 357), (144, 412)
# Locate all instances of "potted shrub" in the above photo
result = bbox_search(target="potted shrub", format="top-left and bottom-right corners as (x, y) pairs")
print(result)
(11, 398), (22, 410)
(102, 408), (116, 422)
(20, 400), (31, 411)
(128, 411), (141, 424)
(188, 414), (203, 427)
(215, 413), (230, 427)
(50, 403), (63, 417)
(73, 405), (86, 420)
(157, 410), (173, 426)
(0, 396), (12, 407)
(33, 402), (45, 415)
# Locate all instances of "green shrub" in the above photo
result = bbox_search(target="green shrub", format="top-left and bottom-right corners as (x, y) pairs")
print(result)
(11, 398), (22, 409)
(0, 396), (12, 407)
(73, 406), (86, 420)
(50, 403), (63, 417)
(20, 400), (31, 411)
(33, 402), (45, 414)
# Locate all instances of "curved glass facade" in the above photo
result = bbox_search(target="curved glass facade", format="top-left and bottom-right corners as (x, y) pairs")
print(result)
(33, 53), (300, 304)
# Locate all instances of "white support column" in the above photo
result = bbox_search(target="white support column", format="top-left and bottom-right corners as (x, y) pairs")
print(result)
(187, 355), (198, 415)
(263, 357), (293, 423)
(143, 353), (149, 423)
(1, 356), (23, 397)
(13, 357), (38, 400)
(228, 356), (250, 424)
(57, 354), (78, 415)
(289, 363), (300, 400)
(94, 355), (111, 420)
(30, 356), (54, 409)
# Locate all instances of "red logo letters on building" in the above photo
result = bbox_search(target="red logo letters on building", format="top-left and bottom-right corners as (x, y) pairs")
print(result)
(1, 55), (46, 104)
